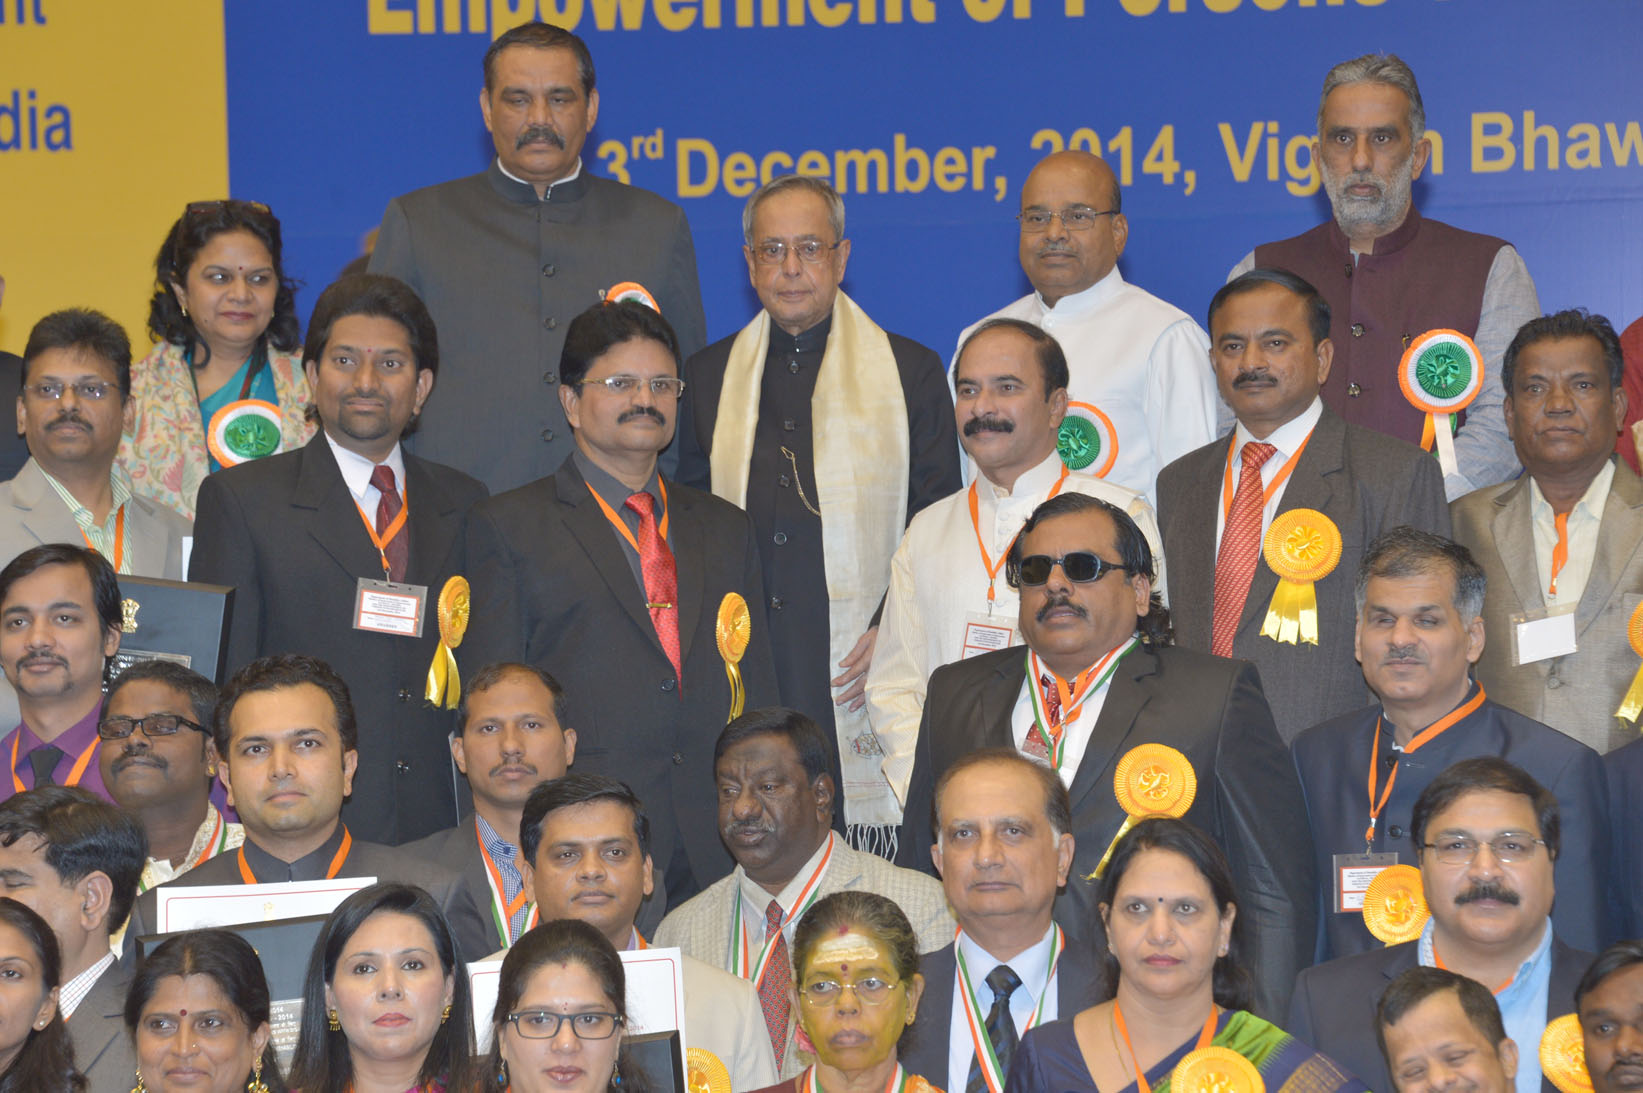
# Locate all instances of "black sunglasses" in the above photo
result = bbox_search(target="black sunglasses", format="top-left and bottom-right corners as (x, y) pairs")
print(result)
(1010, 551), (1131, 587)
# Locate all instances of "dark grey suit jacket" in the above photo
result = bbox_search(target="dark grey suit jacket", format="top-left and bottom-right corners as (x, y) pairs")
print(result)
(1606, 736), (1643, 938)
(897, 642), (1316, 1022)
(1289, 933), (1591, 1093)
(1156, 404), (1451, 742)
(190, 435), (488, 844)
(463, 458), (779, 896)
(900, 939), (1103, 1090)
(68, 958), (135, 1093)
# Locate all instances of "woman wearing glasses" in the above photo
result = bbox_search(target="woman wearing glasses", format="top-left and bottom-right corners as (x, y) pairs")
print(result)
(748, 891), (938, 1093)
(288, 884), (474, 1093)
(1005, 819), (1367, 1093)
(479, 919), (647, 1093)
(122, 198), (316, 520)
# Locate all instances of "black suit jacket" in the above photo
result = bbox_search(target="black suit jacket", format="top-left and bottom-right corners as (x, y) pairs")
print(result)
(462, 458), (779, 894)
(1289, 933), (1591, 1093)
(1605, 736), (1643, 938)
(900, 939), (1102, 1090)
(1156, 404), (1451, 742)
(897, 643), (1315, 1021)
(189, 435), (489, 844)
(68, 958), (135, 1093)
(0, 351), (27, 481)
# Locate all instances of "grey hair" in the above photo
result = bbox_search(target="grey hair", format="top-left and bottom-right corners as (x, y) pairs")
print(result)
(1318, 53), (1426, 141)
(1353, 526), (1486, 622)
(741, 175), (846, 246)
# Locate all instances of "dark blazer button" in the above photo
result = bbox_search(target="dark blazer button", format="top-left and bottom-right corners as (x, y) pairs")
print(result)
(1350, 323), (1365, 337)
(1347, 383), (1363, 398)
(396, 760), (411, 773)
(770, 597), (784, 610)
(672, 752), (685, 765)
(774, 532), (789, 545)
(1387, 824), (1404, 839)
(661, 677), (677, 692)
(397, 688), (412, 702)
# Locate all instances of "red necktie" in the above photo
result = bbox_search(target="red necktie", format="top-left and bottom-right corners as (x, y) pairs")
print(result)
(1211, 442), (1276, 657)
(1024, 673), (1060, 758)
(369, 464), (408, 583)
(758, 899), (792, 1069)
(625, 491), (682, 684)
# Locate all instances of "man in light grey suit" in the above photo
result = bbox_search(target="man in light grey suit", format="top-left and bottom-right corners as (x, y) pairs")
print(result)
(1157, 269), (1449, 741)
(1453, 310), (1643, 755)
(514, 774), (778, 1091)
(654, 708), (953, 1079)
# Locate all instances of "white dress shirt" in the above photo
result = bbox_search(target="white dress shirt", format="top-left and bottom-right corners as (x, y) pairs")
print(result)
(735, 831), (835, 948)
(1008, 639), (1136, 787)
(1213, 396), (1326, 550)
(325, 432), (407, 516)
(947, 924), (1060, 1091)
(60, 951), (115, 1018)
(1529, 460), (1615, 608)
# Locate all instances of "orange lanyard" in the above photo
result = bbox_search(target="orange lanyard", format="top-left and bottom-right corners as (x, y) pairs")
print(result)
(10, 731), (98, 793)
(1365, 687), (1488, 847)
(237, 826), (352, 883)
(631, 929), (650, 950)
(1220, 430), (1315, 523)
(352, 482), (408, 579)
(969, 467), (1070, 604)
(477, 819), (531, 946)
(1114, 1003), (1218, 1093)
(1433, 945), (1516, 993)
(79, 504), (125, 572)
(1030, 640), (1129, 737)
(1549, 512), (1569, 596)
(587, 478), (670, 552)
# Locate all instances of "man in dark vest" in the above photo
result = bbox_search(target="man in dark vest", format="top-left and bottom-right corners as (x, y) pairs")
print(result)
(1231, 54), (1539, 501)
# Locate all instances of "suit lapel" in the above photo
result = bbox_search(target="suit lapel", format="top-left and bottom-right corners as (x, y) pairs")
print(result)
(1173, 437), (1232, 620)
(1491, 477), (1543, 615)
(404, 455), (458, 586)
(1238, 407), (1345, 634)
(1577, 464), (1643, 637)
(555, 463), (664, 653)
(293, 438), (388, 580)
(1065, 644), (1156, 813)
(984, 653), (1029, 751)
(668, 481), (705, 665)
(15, 461), (89, 546)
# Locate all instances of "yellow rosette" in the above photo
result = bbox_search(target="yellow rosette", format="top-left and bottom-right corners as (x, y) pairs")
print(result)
(1090, 744), (1198, 880)
(1260, 509), (1342, 646)
(717, 592), (752, 722)
(1172, 1046), (1265, 1093)
(425, 577), (470, 709)
(686, 1048), (731, 1093)
(1362, 864), (1428, 945)
(1541, 1014), (1594, 1093)
(1615, 601), (1643, 724)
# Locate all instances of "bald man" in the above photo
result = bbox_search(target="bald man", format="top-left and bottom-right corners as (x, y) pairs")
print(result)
(955, 151), (1223, 503)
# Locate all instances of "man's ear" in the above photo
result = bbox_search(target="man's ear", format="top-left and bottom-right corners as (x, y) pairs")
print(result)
(813, 774), (835, 822)
(78, 871), (115, 935)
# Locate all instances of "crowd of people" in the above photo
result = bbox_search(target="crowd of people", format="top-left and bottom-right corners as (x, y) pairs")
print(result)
(0, 16), (1638, 1093)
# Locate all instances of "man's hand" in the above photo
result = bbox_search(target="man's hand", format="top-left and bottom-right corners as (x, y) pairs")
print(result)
(830, 625), (879, 712)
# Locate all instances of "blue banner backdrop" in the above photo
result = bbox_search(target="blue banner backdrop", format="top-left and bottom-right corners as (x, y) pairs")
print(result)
(224, 0), (1643, 361)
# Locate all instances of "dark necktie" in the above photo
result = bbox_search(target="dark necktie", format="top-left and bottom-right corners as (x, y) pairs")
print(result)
(625, 491), (682, 683)
(757, 899), (791, 1070)
(967, 964), (1023, 1093)
(1211, 441), (1276, 657)
(27, 745), (64, 787)
(370, 464), (409, 583)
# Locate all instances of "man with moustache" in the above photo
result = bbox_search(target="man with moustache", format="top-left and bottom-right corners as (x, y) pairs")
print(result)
(371, 21), (705, 493)
(1157, 269), (1447, 741)
(1452, 311), (1643, 755)
(1292, 758), (1593, 1093)
(1234, 54), (1538, 499)
(1291, 528), (1608, 961)
(1376, 967), (1519, 1093)
(868, 319), (1161, 809)
(1576, 940), (1643, 1093)
(957, 150), (1220, 503)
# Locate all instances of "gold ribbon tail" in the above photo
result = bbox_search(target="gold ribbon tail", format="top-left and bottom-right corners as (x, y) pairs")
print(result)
(725, 662), (745, 722)
(1260, 579), (1319, 646)
(1087, 815), (1137, 882)
(1617, 665), (1643, 724)
(426, 643), (461, 709)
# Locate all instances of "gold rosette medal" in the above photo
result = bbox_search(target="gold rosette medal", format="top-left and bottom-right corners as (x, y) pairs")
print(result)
(717, 592), (752, 722)
(1260, 509), (1342, 646)
(1615, 601), (1643, 723)
(1362, 864), (1428, 945)
(1091, 744), (1197, 880)
(1541, 1014), (1594, 1093)
(687, 1048), (731, 1093)
(425, 577), (470, 709)
(1172, 1046), (1265, 1093)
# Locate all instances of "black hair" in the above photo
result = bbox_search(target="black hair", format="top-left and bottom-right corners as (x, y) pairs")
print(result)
(1375, 965), (1508, 1066)
(125, 929), (288, 1092)
(289, 883), (473, 1093)
(1005, 492), (1172, 647)
(1410, 757), (1560, 862)
(0, 898), (85, 1093)
(482, 21), (595, 96)
(1097, 817), (1253, 1012)
(148, 199), (301, 367)
(106, 660), (218, 729)
(1577, 939), (1643, 1012)
(955, 318), (1070, 396)
(213, 654), (358, 757)
(303, 273), (438, 380)
(1355, 526), (1487, 623)
(791, 891), (922, 1053)
(0, 788), (147, 937)
(713, 706), (832, 785)
(1208, 268), (1332, 346)
(458, 663), (568, 734)
(558, 300), (680, 390)
(1501, 308), (1624, 395)
(932, 747), (1072, 839)
(519, 774), (649, 865)
(0, 543), (122, 640)
(22, 309), (132, 398)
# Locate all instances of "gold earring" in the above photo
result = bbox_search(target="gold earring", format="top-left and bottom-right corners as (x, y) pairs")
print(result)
(132, 1073), (147, 1093)
(247, 1059), (270, 1093)
(440, 1002), (452, 1024)
(327, 1009), (341, 1032)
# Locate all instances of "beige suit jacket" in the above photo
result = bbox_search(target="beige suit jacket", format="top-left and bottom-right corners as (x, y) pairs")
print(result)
(1452, 459), (1643, 753)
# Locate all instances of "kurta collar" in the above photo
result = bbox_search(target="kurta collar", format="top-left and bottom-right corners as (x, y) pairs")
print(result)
(1035, 266), (1126, 318)
(976, 449), (1065, 502)
(486, 157), (588, 205)
(1335, 203), (1424, 259)
(1382, 681), (1483, 744)
(767, 314), (834, 356)
(239, 822), (350, 883)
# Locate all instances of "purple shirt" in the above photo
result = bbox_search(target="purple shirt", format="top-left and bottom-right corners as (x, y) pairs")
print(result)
(0, 703), (111, 804)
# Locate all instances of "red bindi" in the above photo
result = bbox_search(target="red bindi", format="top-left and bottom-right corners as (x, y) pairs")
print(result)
(178, 1009), (187, 1017)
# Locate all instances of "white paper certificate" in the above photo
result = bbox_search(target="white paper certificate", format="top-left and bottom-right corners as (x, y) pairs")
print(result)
(470, 946), (688, 1056)
(155, 878), (376, 932)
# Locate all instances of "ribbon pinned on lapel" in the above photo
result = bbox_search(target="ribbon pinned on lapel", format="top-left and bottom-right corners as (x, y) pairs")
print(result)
(1616, 601), (1643, 724)
(1259, 509), (1341, 646)
(426, 576), (470, 709)
(1540, 1014), (1594, 1093)
(1362, 864), (1427, 946)
(1399, 329), (1484, 480)
(1089, 744), (1197, 880)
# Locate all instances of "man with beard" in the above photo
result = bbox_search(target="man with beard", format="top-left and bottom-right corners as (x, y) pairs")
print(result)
(867, 318), (1162, 809)
(1576, 940), (1643, 1093)
(1292, 758), (1592, 1093)
(1233, 54), (1538, 500)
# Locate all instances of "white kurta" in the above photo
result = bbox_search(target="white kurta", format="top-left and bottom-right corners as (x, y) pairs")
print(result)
(867, 452), (1163, 805)
(954, 268), (1222, 504)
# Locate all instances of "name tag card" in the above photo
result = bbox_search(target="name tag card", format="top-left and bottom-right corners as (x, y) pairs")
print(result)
(1511, 606), (1578, 666)
(354, 578), (427, 637)
(1334, 853), (1398, 913)
(962, 613), (1016, 659)
(156, 877), (376, 932)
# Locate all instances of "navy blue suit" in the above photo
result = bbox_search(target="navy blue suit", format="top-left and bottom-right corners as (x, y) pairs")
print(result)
(1605, 736), (1643, 939)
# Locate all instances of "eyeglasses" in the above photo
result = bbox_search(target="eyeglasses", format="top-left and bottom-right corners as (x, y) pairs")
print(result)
(22, 381), (119, 402)
(97, 714), (208, 741)
(799, 976), (904, 1008)
(505, 1010), (623, 1040)
(750, 240), (842, 266)
(1010, 552), (1131, 587)
(1017, 207), (1119, 233)
(575, 375), (686, 399)
(1421, 834), (1548, 866)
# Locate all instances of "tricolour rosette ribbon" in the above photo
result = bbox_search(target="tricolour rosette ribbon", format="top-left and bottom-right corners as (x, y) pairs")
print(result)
(1173, 1046), (1265, 1093)
(604, 280), (660, 312)
(207, 399), (283, 467)
(1260, 509), (1342, 646)
(1090, 743), (1197, 880)
(1541, 1014), (1595, 1093)
(1056, 401), (1119, 478)
(1616, 601), (1643, 724)
(425, 576), (470, 710)
(1399, 329), (1484, 480)
(1363, 864), (1428, 946)
(717, 592), (752, 723)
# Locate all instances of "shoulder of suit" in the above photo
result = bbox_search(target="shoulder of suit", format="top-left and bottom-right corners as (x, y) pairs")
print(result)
(1158, 433), (1230, 491)
(129, 492), (193, 532)
(401, 822), (472, 859)
(657, 872), (737, 933)
(882, 331), (944, 371)
(1297, 939), (1414, 987)
(350, 839), (463, 887)
(1291, 703), (1377, 759)
(386, 170), (494, 214)
(203, 446), (306, 495)
(685, 333), (739, 375)
(850, 843), (947, 898)
(580, 173), (688, 219)
(928, 645), (1022, 689)
(682, 953), (758, 998)
(1336, 419), (1447, 470)
(1487, 700), (1598, 762)
(406, 455), (488, 507)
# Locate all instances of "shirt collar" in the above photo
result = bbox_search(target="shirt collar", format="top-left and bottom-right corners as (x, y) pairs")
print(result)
(574, 449), (663, 515)
(955, 922), (1057, 993)
(1528, 458), (1616, 526)
(34, 460), (132, 526)
(475, 812), (519, 864)
(1035, 266), (1124, 317)
(16, 701), (103, 760)
(59, 950), (116, 1018)
(490, 156), (585, 203)
(324, 432), (406, 505)
(1233, 396), (1324, 460)
(738, 831), (835, 919)
(1419, 916), (1554, 988)
(240, 822), (350, 883)
(976, 449), (1066, 502)
(767, 313), (834, 355)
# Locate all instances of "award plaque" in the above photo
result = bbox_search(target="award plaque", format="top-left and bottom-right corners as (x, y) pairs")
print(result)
(107, 576), (235, 684)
